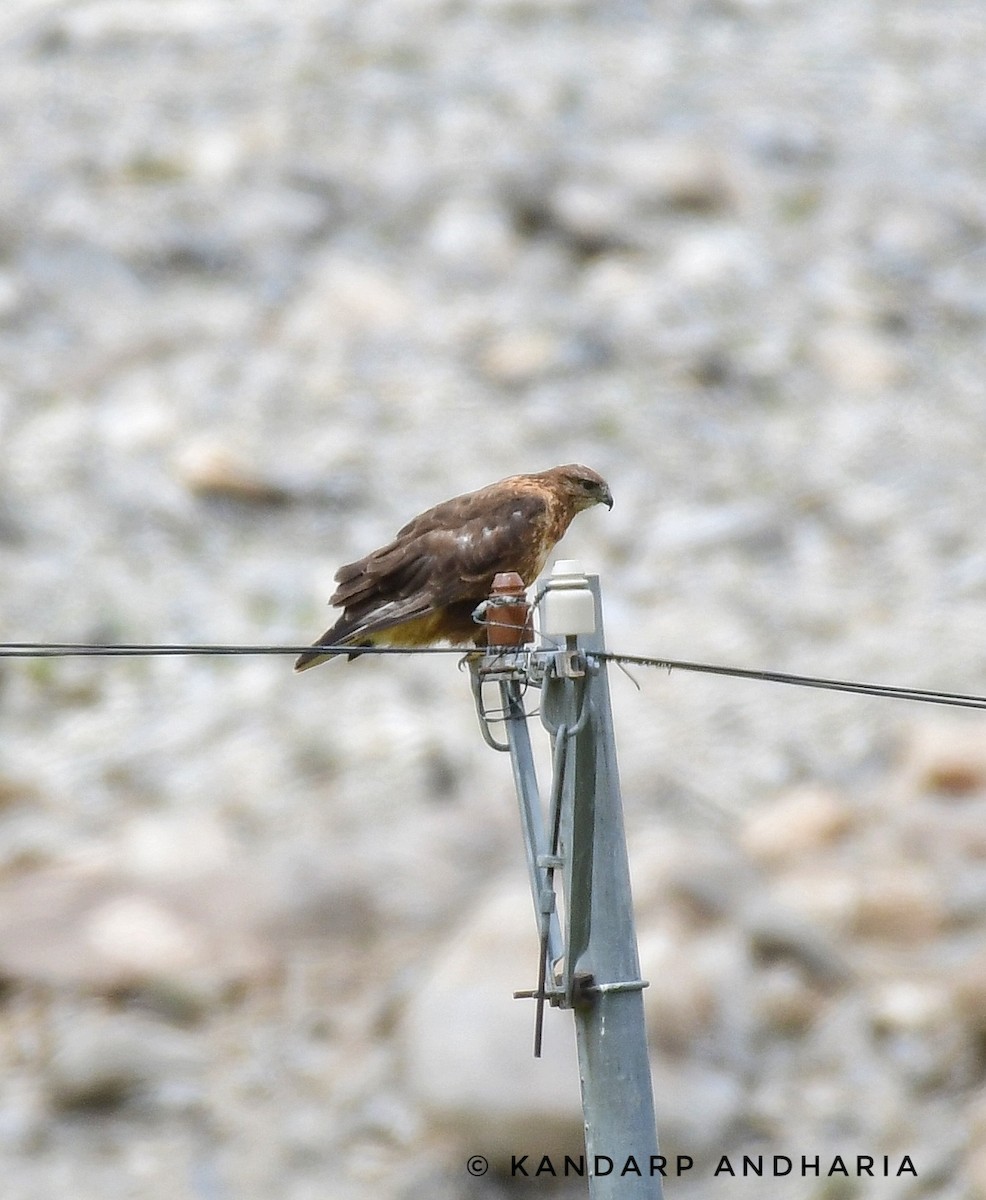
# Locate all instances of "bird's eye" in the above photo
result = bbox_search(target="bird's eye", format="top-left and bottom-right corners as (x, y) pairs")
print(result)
(580, 479), (595, 490)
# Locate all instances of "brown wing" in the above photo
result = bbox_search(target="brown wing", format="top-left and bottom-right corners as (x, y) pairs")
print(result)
(325, 487), (550, 644)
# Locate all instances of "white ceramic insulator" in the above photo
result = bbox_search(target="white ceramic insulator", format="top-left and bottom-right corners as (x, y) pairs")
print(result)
(540, 559), (597, 637)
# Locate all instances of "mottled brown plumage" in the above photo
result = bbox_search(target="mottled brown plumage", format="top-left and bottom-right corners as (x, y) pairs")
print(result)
(294, 464), (613, 670)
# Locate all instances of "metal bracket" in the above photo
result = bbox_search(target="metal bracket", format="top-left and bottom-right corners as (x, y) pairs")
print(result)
(554, 649), (586, 678)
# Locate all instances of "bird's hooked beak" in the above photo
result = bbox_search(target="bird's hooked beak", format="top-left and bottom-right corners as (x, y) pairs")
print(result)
(601, 485), (614, 510)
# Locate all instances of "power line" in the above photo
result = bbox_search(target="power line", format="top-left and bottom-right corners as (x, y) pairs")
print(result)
(0, 642), (465, 658)
(598, 652), (986, 711)
(2, 640), (986, 712)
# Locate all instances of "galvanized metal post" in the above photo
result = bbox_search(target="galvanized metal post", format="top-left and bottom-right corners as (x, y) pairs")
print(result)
(471, 565), (662, 1197)
(541, 569), (662, 1198)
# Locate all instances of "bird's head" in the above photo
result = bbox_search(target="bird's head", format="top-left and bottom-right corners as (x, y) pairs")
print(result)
(550, 464), (614, 513)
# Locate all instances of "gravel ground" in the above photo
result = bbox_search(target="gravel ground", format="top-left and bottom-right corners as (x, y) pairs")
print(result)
(1, 1), (986, 1197)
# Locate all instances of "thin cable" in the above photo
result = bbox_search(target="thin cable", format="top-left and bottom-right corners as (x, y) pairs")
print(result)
(0, 642), (469, 658)
(597, 652), (986, 712)
(3, 641), (986, 712)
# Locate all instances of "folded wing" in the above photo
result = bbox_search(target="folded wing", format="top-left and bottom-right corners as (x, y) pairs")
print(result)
(298, 489), (549, 662)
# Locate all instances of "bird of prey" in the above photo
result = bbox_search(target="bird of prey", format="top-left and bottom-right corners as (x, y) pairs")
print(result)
(294, 463), (613, 670)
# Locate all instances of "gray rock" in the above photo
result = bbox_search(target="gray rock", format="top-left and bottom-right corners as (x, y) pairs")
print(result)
(400, 883), (583, 1166)
(45, 1013), (199, 1113)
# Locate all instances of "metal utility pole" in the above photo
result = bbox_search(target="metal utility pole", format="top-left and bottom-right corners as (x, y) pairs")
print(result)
(471, 562), (662, 1199)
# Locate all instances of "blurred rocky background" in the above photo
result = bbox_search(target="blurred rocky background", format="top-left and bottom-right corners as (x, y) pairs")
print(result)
(0, 0), (985, 1196)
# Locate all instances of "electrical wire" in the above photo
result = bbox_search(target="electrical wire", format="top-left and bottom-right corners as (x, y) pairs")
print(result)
(0, 642), (466, 658)
(596, 652), (986, 711)
(1, 641), (986, 711)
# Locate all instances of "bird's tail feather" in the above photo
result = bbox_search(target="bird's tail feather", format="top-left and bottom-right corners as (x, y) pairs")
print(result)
(294, 643), (372, 671)
(293, 617), (371, 671)
(293, 647), (338, 672)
